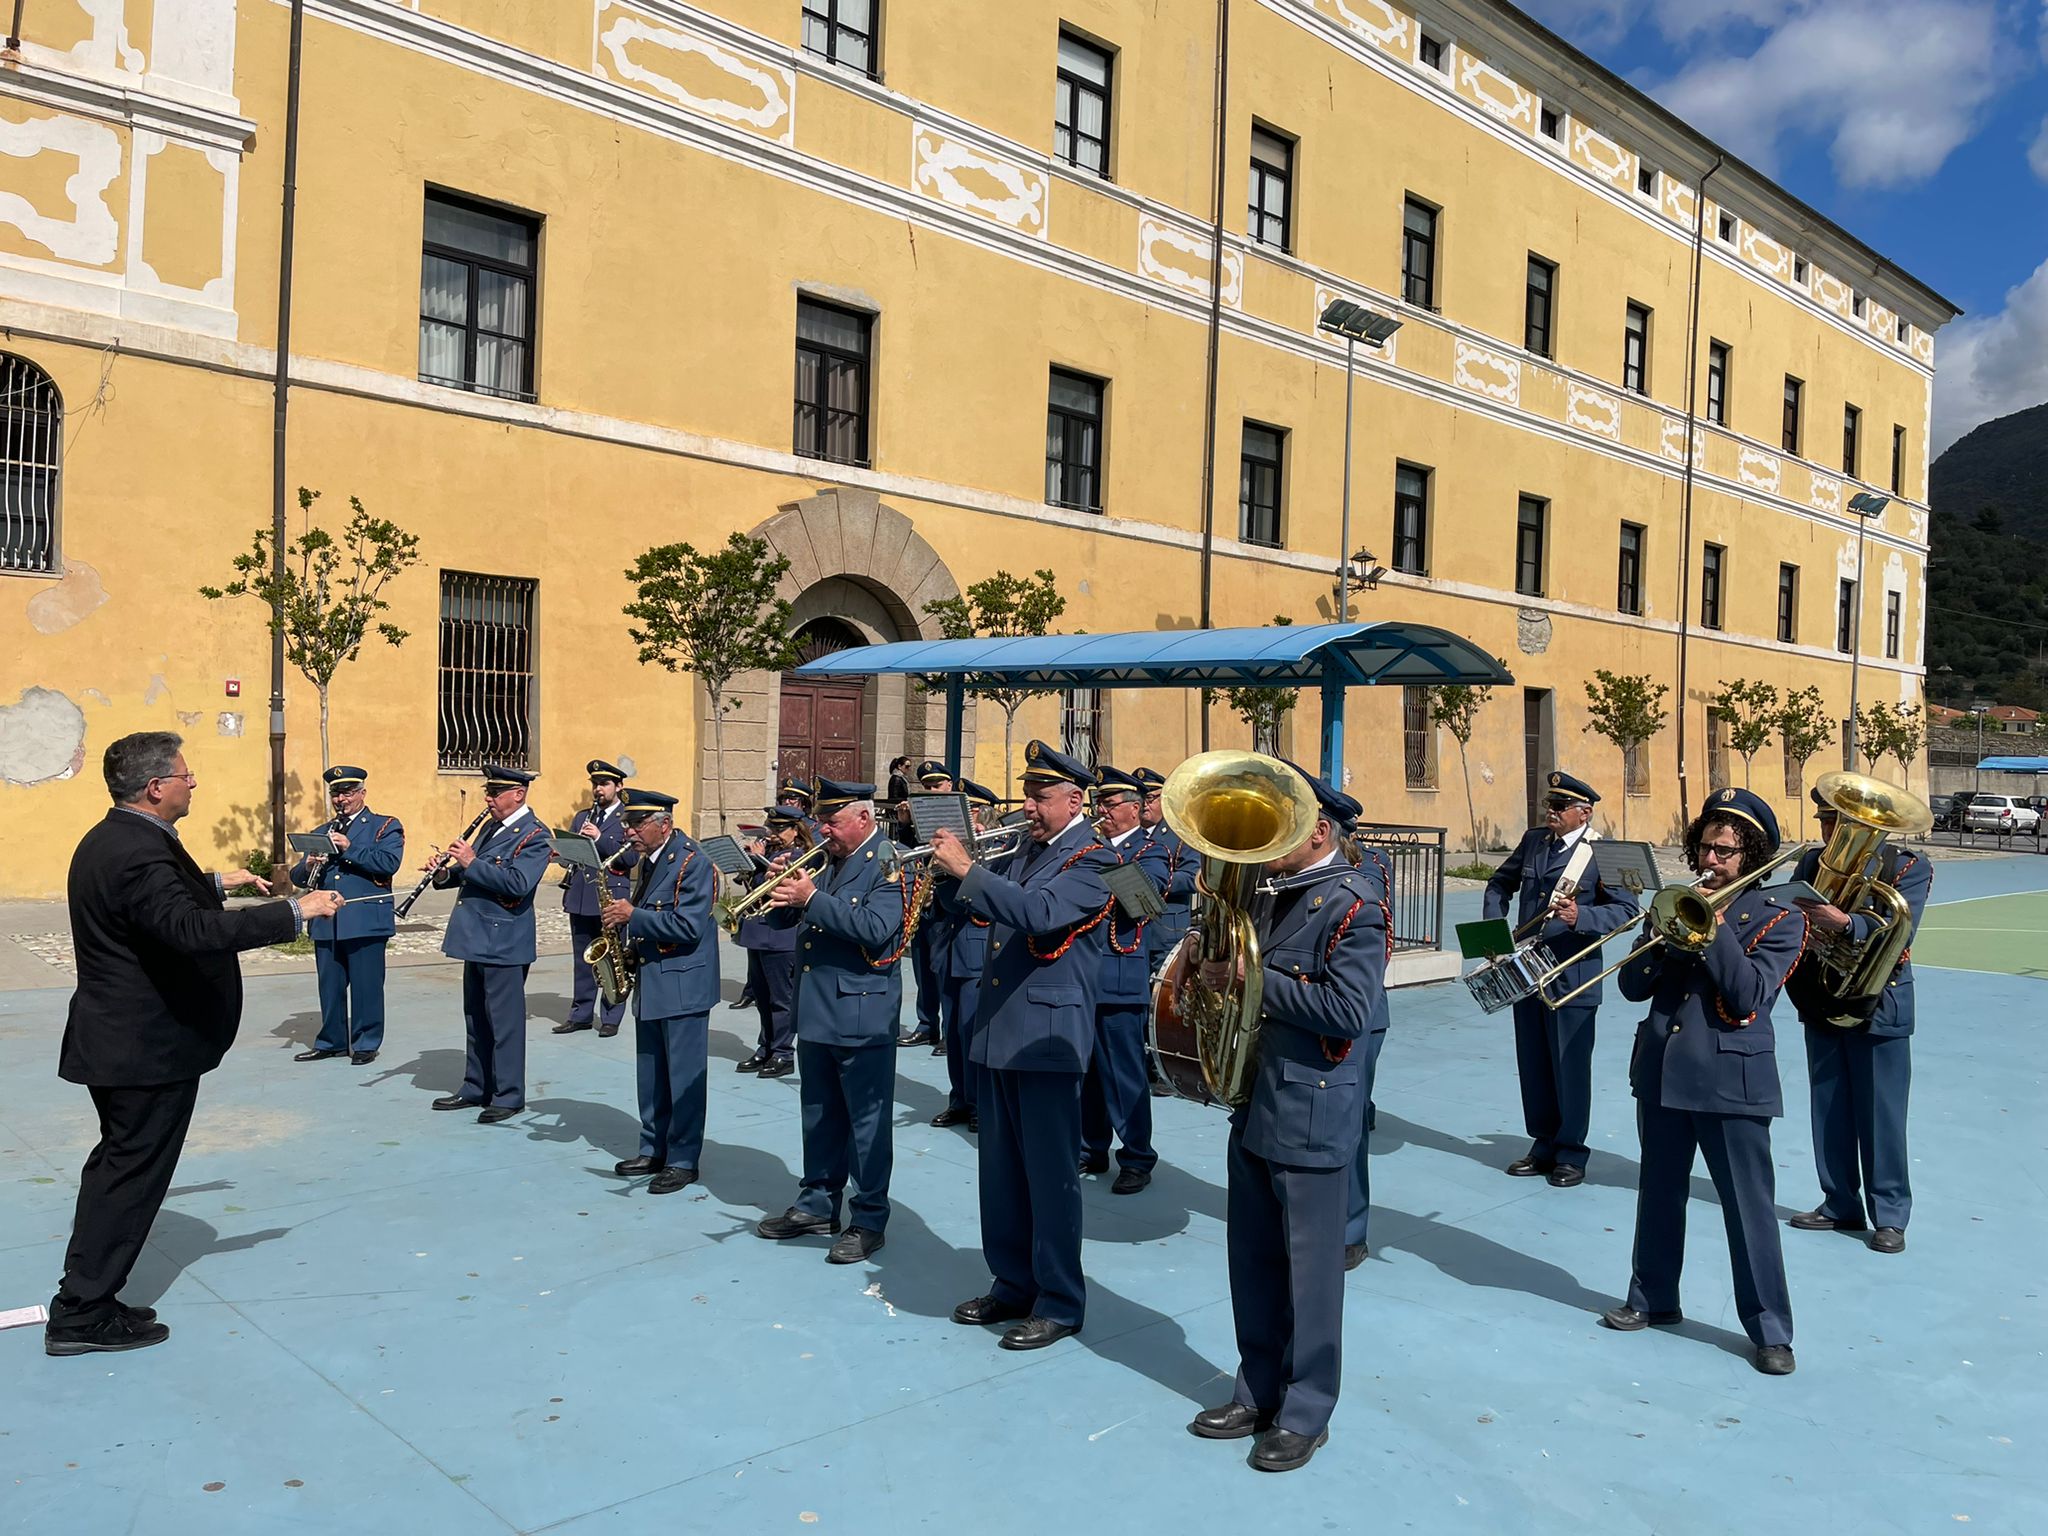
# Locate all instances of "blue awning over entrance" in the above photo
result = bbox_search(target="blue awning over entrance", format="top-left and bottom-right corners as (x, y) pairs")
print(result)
(1975, 756), (2048, 773)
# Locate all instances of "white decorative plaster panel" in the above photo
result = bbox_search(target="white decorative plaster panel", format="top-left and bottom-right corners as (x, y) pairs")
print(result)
(1740, 225), (1790, 283)
(1454, 339), (1520, 406)
(0, 113), (123, 265)
(594, 1), (795, 146)
(1738, 446), (1782, 494)
(1812, 269), (1853, 317)
(1458, 55), (1534, 129)
(1319, 0), (1412, 52)
(1662, 179), (1694, 226)
(1570, 123), (1631, 187)
(911, 125), (1047, 237)
(1659, 415), (1705, 467)
(148, 0), (239, 100)
(1139, 215), (1241, 307)
(1808, 473), (1841, 514)
(1565, 381), (1621, 440)
(126, 133), (238, 309)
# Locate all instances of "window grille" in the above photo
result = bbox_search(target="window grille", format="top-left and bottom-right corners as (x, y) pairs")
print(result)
(0, 353), (60, 574)
(438, 571), (538, 770)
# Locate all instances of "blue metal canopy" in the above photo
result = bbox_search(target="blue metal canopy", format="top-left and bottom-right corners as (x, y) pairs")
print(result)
(790, 622), (1513, 690)
(793, 622), (1512, 784)
(1976, 756), (2048, 773)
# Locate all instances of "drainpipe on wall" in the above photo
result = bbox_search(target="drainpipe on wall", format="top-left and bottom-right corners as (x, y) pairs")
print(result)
(1674, 154), (1723, 832)
(1194, 0), (1231, 753)
(5, 1), (28, 54)
(268, 0), (307, 870)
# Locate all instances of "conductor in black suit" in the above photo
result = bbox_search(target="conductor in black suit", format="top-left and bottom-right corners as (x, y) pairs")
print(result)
(46, 731), (342, 1357)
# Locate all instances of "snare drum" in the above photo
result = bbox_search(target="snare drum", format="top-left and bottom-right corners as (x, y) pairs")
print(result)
(1461, 940), (1555, 1014)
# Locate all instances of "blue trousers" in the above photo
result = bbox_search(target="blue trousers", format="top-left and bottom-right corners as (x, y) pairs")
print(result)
(1081, 1002), (1156, 1172)
(1628, 1099), (1792, 1348)
(942, 975), (981, 1113)
(1227, 1120), (1348, 1437)
(794, 1040), (895, 1233)
(1343, 1028), (1389, 1248)
(981, 1069), (1086, 1328)
(908, 923), (943, 1035)
(312, 936), (387, 1054)
(460, 962), (528, 1110)
(637, 1011), (708, 1170)
(567, 914), (627, 1029)
(1512, 999), (1597, 1168)
(750, 949), (796, 1060)
(1805, 1027), (1913, 1229)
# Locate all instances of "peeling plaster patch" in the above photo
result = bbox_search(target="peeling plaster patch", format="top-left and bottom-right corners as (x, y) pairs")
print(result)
(83, 689), (109, 706)
(217, 711), (243, 737)
(144, 674), (171, 705)
(617, 754), (638, 778)
(25, 559), (111, 633)
(176, 710), (204, 727)
(1516, 610), (1552, 654)
(0, 687), (88, 785)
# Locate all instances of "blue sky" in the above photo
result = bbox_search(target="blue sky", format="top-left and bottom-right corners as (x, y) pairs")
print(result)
(1517, 0), (2048, 456)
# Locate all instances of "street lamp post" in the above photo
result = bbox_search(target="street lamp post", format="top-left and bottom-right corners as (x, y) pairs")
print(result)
(1971, 702), (1990, 794)
(1844, 491), (1890, 770)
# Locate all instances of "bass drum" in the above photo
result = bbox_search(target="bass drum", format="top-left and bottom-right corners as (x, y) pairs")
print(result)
(1147, 932), (1219, 1106)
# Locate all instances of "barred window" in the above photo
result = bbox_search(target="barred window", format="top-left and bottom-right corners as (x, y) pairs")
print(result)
(1, 353), (60, 574)
(1403, 686), (1437, 789)
(419, 191), (539, 402)
(438, 571), (537, 771)
(1060, 686), (1102, 768)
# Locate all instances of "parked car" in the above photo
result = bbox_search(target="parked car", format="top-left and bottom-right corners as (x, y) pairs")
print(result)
(1925, 793), (1960, 832)
(1961, 794), (2041, 834)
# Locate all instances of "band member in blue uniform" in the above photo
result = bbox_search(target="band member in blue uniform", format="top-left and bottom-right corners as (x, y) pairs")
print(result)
(1134, 765), (1197, 973)
(931, 780), (999, 1132)
(898, 761), (953, 1047)
(1188, 766), (1387, 1474)
(929, 741), (1114, 1351)
(556, 759), (636, 1038)
(778, 777), (814, 815)
(602, 789), (718, 1195)
(735, 805), (806, 1079)
(1080, 765), (1166, 1193)
(289, 764), (404, 1065)
(428, 765), (554, 1124)
(1601, 786), (1807, 1375)
(1483, 771), (1640, 1187)
(1317, 787), (1392, 1271)
(1785, 783), (1930, 1254)
(757, 780), (905, 1265)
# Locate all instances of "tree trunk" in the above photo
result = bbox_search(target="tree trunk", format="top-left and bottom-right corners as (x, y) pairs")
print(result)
(318, 682), (331, 773)
(1742, 752), (1752, 788)
(709, 688), (728, 835)
(1459, 740), (1479, 860)
(1618, 745), (1629, 840)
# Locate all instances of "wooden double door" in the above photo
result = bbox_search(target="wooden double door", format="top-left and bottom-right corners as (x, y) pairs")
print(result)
(778, 679), (864, 788)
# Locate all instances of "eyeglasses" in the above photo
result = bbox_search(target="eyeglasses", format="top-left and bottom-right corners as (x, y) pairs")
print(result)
(154, 772), (197, 786)
(1543, 796), (1578, 812)
(1698, 841), (1744, 862)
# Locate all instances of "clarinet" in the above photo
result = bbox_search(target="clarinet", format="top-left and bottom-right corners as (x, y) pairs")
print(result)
(394, 808), (491, 919)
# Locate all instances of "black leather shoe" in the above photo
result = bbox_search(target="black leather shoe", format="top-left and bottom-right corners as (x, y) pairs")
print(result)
(1251, 1427), (1328, 1473)
(967, 1115), (979, 1134)
(1754, 1344), (1797, 1375)
(1111, 1168), (1151, 1195)
(551, 1020), (592, 1035)
(736, 1052), (770, 1073)
(431, 1095), (481, 1112)
(1547, 1165), (1586, 1188)
(827, 1226), (885, 1264)
(932, 1106), (973, 1128)
(757, 1208), (839, 1240)
(951, 1294), (1031, 1326)
(1506, 1156), (1552, 1177)
(597, 1024), (618, 1039)
(1078, 1156), (1109, 1176)
(350, 1051), (378, 1065)
(1870, 1227), (1906, 1253)
(896, 1029), (936, 1047)
(728, 994), (755, 1011)
(294, 1048), (345, 1062)
(648, 1167), (698, 1195)
(929, 1043), (946, 1057)
(476, 1106), (519, 1125)
(756, 1057), (795, 1080)
(1600, 1304), (1683, 1331)
(117, 1302), (158, 1323)
(1189, 1403), (1266, 1440)
(1344, 1243), (1370, 1271)
(1789, 1207), (1867, 1232)
(613, 1156), (663, 1177)
(45, 1311), (171, 1357)
(999, 1316), (1078, 1351)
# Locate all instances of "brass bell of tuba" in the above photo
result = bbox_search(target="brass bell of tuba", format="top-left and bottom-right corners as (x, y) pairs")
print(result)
(1148, 750), (1322, 1109)
(1790, 770), (1933, 1026)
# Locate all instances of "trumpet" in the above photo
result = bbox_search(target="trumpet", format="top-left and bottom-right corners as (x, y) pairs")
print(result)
(721, 841), (831, 935)
(898, 821), (1029, 869)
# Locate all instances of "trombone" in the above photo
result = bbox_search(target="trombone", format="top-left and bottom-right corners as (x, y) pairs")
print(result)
(721, 841), (830, 934)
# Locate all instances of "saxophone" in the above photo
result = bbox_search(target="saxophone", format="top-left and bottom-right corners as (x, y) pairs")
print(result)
(581, 836), (639, 1009)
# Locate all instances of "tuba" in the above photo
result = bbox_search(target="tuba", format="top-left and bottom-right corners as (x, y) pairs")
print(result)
(1148, 750), (1322, 1109)
(1788, 770), (1933, 1026)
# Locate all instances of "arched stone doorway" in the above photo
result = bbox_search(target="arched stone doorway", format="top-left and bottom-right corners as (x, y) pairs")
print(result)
(692, 486), (973, 832)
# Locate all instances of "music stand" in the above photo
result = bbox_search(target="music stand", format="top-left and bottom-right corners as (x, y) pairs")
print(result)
(906, 792), (973, 848)
(699, 835), (757, 879)
(1592, 841), (1662, 899)
(1102, 862), (1166, 921)
(551, 834), (603, 871)
(286, 832), (336, 857)
(1454, 917), (1516, 960)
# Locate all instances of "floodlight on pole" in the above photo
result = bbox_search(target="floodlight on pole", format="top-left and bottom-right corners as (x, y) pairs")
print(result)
(1843, 491), (1890, 770)
(1316, 299), (1401, 625)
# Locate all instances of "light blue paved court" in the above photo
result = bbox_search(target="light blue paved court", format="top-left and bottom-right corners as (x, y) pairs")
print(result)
(2, 854), (2044, 1535)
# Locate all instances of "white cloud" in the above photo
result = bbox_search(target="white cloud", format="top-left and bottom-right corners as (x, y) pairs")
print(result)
(2032, 114), (2048, 183)
(1932, 256), (2048, 455)
(1652, 1), (2006, 188)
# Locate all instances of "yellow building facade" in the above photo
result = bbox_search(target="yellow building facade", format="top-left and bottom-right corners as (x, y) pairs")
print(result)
(0, 0), (1956, 896)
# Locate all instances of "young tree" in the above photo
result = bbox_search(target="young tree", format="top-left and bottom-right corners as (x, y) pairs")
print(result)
(199, 486), (422, 775)
(623, 532), (798, 834)
(1207, 615), (1299, 755)
(1709, 677), (1781, 788)
(1857, 701), (1926, 778)
(1427, 679), (1496, 865)
(924, 569), (1068, 794)
(1778, 684), (1836, 840)
(1582, 670), (1668, 840)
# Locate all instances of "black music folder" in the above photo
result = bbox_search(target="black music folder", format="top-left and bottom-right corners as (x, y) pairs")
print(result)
(699, 835), (757, 878)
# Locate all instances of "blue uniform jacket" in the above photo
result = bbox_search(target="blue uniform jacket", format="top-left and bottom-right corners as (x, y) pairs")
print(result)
(1144, 822), (1197, 967)
(1238, 862), (1388, 1169)
(562, 802), (637, 918)
(623, 832), (720, 1019)
(1483, 829), (1640, 1005)
(1787, 845), (1929, 1037)
(436, 811), (554, 965)
(1620, 895), (1808, 1117)
(734, 854), (802, 953)
(946, 817), (1115, 1074)
(1099, 828), (1167, 1004)
(946, 896), (989, 984)
(288, 808), (404, 941)
(1344, 845), (1395, 1037)
(790, 827), (907, 1048)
